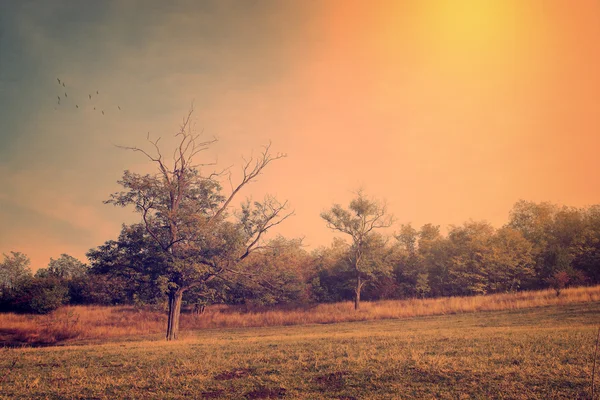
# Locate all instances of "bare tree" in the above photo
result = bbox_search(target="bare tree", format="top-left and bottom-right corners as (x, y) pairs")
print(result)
(107, 109), (292, 340)
(321, 190), (394, 310)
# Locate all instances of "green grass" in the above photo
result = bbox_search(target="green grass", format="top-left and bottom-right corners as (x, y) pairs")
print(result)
(2, 302), (599, 399)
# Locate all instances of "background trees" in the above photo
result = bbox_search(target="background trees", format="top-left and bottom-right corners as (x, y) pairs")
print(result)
(508, 200), (596, 288)
(1, 252), (88, 313)
(227, 237), (311, 307)
(1, 199), (599, 315)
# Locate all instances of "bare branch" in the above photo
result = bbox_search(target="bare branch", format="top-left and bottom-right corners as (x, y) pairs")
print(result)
(240, 208), (295, 261)
(116, 143), (159, 163)
(212, 143), (286, 222)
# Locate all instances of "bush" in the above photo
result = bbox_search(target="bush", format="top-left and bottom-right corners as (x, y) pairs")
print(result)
(28, 281), (69, 314)
(8, 277), (70, 314)
(69, 274), (130, 305)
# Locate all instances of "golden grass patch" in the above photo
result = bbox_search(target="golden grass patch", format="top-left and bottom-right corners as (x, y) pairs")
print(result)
(1, 285), (599, 346)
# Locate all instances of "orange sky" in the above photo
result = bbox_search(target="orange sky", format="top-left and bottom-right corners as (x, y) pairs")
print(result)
(1, 1), (599, 269)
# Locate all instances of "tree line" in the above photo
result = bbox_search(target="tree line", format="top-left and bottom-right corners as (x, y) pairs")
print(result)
(1, 113), (598, 340)
(2, 199), (598, 314)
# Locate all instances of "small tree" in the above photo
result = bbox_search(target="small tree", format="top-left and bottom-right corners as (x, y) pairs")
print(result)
(321, 191), (394, 310)
(546, 270), (570, 296)
(107, 110), (292, 340)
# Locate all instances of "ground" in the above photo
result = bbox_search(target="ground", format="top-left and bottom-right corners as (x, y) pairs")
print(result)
(1, 302), (599, 399)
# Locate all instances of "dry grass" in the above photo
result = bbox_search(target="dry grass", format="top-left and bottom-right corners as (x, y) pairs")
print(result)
(1, 302), (599, 399)
(1, 285), (599, 346)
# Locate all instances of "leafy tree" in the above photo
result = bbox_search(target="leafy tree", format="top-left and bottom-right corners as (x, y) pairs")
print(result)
(32, 254), (89, 308)
(87, 223), (169, 305)
(419, 223), (442, 245)
(445, 221), (495, 296)
(396, 224), (418, 255)
(392, 223), (423, 298)
(546, 207), (590, 284)
(227, 237), (310, 306)
(321, 191), (394, 310)
(418, 225), (451, 297)
(15, 277), (69, 314)
(106, 111), (291, 340)
(415, 273), (431, 298)
(573, 205), (600, 284)
(358, 233), (398, 301)
(485, 227), (535, 292)
(70, 273), (130, 305)
(0, 253), (68, 313)
(507, 200), (558, 285)
(0, 252), (32, 299)
(35, 254), (88, 280)
(309, 238), (353, 303)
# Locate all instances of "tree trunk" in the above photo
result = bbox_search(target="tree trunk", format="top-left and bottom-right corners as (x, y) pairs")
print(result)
(354, 276), (362, 310)
(166, 288), (184, 340)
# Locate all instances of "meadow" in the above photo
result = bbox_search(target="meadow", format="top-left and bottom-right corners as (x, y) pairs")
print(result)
(1, 285), (599, 346)
(1, 301), (599, 399)
(1, 287), (600, 399)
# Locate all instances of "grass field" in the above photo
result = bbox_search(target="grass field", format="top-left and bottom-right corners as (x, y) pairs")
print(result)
(1, 285), (599, 346)
(1, 301), (599, 399)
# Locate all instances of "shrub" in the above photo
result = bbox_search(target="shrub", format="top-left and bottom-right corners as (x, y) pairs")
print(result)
(9, 277), (69, 314)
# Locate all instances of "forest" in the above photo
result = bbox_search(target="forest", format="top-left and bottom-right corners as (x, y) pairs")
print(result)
(1, 199), (598, 313)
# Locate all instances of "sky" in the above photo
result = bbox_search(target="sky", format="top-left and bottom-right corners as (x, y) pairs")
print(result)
(1, 0), (599, 270)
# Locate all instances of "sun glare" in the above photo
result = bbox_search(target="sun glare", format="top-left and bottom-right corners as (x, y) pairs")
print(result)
(425, 0), (513, 48)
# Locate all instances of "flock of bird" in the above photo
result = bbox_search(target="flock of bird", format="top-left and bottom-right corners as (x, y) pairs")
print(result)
(55, 77), (121, 115)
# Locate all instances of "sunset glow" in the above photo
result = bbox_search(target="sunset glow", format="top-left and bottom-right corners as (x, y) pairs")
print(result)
(1, 1), (599, 269)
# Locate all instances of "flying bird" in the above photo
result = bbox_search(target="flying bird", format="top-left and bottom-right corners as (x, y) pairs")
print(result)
(65, 93), (67, 98)
(89, 94), (92, 100)
(96, 90), (99, 94)
(57, 78), (60, 84)
(102, 110), (104, 115)
(62, 83), (65, 87)
(76, 105), (79, 108)
(94, 107), (96, 110)
(57, 96), (60, 104)
(118, 106), (121, 110)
